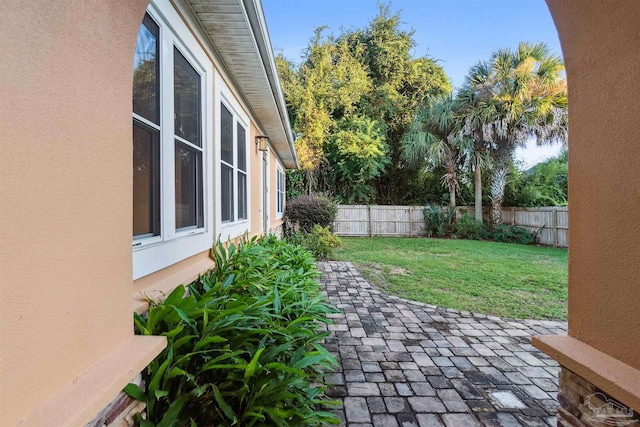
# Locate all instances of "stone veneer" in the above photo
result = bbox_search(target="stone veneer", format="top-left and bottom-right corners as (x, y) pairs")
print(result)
(85, 375), (144, 427)
(557, 368), (639, 427)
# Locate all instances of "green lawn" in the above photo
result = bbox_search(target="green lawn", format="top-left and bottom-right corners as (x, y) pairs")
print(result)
(333, 237), (568, 320)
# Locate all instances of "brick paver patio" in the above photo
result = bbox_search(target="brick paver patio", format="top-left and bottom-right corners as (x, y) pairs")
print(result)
(319, 261), (567, 427)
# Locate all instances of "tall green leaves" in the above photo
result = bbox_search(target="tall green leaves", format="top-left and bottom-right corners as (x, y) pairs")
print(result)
(126, 236), (340, 426)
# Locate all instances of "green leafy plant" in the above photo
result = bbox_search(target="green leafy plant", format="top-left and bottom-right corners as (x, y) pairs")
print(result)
(286, 226), (342, 260)
(423, 205), (455, 237)
(125, 236), (340, 426)
(285, 194), (338, 234)
(326, 116), (389, 204)
(304, 225), (342, 260)
(491, 224), (538, 245)
(453, 214), (488, 240)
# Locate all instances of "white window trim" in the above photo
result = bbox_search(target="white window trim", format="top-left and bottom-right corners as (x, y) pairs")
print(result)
(133, 0), (214, 280)
(276, 163), (285, 220)
(215, 72), (251, 240)
(263, 149), (269, 232)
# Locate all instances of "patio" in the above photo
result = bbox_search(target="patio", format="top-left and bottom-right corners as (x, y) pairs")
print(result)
(319, 261), (567, 427)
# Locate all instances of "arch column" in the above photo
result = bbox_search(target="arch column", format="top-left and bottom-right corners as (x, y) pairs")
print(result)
(535, 1), (640, 424)
(0, 1), (165, 425)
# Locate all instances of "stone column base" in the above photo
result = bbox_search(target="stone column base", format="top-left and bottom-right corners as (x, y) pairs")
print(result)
(558, 367), (639, 427)
(85, 375), (144, 427)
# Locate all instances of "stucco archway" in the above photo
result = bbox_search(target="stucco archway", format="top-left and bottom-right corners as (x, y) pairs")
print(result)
(536, 0), (640, 417)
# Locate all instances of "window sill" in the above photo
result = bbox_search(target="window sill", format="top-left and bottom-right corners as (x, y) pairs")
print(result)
(133, 230), (212, 280)
(533, 334), (640, 411)
(16, 335), (166, 427)
(219, 220), (250, 241)
(133, 254), (214, 314)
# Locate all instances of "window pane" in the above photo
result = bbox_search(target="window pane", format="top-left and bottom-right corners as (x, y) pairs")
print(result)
(221, 104), (233, 164)
(237, 123), (246, 172)
(221, 164), (234, 222)
(133, 122), (160, 237)
(174, 48), (201, 146)
(133, 14), (159, 124)
(238, 172), (247, 220)
(175, 142), (203, 229)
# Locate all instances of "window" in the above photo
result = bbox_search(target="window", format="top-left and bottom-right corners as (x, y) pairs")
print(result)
(174, 48), (203, 230)
(276, 167), (285, 218)
(220, 101), (248, 224)
(132, 3), (213, 279)
(133, 14), (160, 239)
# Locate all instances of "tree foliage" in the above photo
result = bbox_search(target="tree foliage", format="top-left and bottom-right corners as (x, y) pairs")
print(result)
(458, 42), (567, 224)
(276, 3), (451, 203)
(504, 150), (568, 207)
(402, 96), (472, 208)
(327, 116), (388, 203)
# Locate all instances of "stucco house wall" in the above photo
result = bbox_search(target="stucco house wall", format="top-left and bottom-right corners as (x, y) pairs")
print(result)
(1, 0), (297, 425)
(533, 0), (640, 419)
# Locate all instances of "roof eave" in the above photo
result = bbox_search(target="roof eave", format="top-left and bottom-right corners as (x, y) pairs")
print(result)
(187, 0), (298, 169)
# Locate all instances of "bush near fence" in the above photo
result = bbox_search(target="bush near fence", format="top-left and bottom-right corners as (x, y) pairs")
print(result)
(333, 205), (568, 248)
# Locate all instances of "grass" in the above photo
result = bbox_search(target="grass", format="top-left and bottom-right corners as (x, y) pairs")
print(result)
(333, 237), (568, 320)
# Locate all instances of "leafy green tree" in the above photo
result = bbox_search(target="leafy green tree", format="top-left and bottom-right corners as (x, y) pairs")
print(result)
(326, 116), (388, 203)
(276, 4), (450, 203)
(339, 4), (451, 203)
(504, 150), (568, 207)
(459, 42), (567, 225)
(275, 29), (371, 194)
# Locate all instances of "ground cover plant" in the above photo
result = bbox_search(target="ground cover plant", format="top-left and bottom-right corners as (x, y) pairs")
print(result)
(333, 237), (567, 320)
(126, 236), (339, 426)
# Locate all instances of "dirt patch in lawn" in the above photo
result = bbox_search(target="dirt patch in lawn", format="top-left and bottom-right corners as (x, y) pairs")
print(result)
(389, 266), (410, 276)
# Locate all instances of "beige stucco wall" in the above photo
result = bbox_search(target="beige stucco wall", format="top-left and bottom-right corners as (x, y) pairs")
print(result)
(250, 123), (265, 235)
(270, 149), (285, 230)
(544, 0), (640, 373)
(0, 1), (150, 424)
(1, 0), (291, 424)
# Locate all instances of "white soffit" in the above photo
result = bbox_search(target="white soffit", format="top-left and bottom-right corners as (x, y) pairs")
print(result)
(187, 0), (298, 168)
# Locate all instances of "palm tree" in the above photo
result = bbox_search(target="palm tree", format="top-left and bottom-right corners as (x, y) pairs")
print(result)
(457, 82), (493, 223)
(402, 96), (472, 209)
(460, 42), (567, 225)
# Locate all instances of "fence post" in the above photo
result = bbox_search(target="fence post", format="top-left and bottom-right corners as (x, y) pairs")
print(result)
(553, 209), (558, 248)
(511, 207), (516, 226)
(369, 205), (373, 237)
(409, 207), (413, 237)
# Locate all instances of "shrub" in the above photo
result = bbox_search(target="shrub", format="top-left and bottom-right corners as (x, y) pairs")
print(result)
(453, 214), (488, 240)
(304, 225), (342, 260)
(491, 224), (538, 245)
(285, 194), (338, 234)
(286, 226), (342, 260)
(125, 236), (340, 426)
(423, 205), (455, 237)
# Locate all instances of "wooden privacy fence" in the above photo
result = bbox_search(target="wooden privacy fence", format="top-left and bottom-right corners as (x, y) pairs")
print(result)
(334, 205), (568, 248)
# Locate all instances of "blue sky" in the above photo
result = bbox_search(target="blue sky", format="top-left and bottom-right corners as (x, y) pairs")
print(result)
(262, 0), (565, 167)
